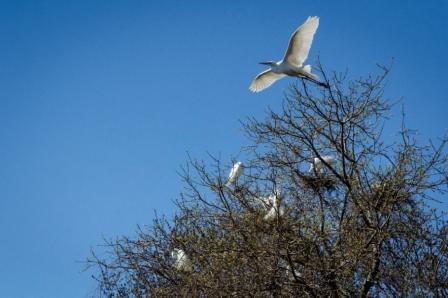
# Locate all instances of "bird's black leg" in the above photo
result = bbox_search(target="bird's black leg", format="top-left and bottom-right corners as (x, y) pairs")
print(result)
(304, 76), (330, 88)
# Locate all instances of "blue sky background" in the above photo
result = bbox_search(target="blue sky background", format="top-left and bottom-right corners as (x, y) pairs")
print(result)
(0, 0), (447, 297)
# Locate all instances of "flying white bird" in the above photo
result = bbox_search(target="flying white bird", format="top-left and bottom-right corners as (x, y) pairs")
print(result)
(309, 155), (336, 173)
(171, 248), (192, 272)
(226, 161), (244, 187)
(249, 16), (328, 93)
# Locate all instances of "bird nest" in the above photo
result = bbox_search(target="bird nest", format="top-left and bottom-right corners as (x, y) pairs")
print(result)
(301, 174), (337, 190)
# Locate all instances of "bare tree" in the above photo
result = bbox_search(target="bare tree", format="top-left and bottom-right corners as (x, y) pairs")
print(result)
(87, 64), (448, 297)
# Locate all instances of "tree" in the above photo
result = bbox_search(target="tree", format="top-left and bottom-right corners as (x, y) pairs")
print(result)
(87, 64), (448, 297)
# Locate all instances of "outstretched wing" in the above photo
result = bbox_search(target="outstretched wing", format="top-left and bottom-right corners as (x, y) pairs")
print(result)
(283, 16), (319, 67)
(249, 70), (285, 93)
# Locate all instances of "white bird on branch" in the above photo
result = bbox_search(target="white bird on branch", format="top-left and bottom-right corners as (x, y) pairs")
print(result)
(258, 191), (285, 221)
(226, 161), (244, 187)
(171, 248), (192, 272)
(249, 16), (328, 93)
(309, 155), (336, 173)
(287, 265), (302, 280)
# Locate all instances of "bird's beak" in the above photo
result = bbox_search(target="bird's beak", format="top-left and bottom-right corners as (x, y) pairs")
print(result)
(259, 61), (270, 66)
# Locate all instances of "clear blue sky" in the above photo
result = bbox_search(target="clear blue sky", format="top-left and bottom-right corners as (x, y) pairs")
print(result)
(0, 1), (447, 297)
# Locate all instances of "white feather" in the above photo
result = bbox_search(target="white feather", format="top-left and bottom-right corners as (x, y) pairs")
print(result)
(303, 65), (312, 73)
(249, 70), (286, 93)
(284, 16), (320, 67)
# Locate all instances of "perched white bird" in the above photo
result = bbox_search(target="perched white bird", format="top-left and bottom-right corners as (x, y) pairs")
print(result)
(171, 248), (192, 272)
(285, 264), (302, 280)
(259, 193), (285, 221)
(309, 155), (336, 173)
(264, 205), (285, 221)
(278, 259), (301, 280)
(249, 16), (328, 93)
(257, 194), (274, 210)
(226, 161), (244, 187)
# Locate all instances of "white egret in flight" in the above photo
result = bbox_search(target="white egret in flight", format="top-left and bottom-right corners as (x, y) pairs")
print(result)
(249, 16), (328, 93)
(226, 161), (244, 187)
(171, 248), (192, 272)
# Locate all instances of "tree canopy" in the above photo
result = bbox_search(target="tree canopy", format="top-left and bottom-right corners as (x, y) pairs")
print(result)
(88, 65), (448, 297)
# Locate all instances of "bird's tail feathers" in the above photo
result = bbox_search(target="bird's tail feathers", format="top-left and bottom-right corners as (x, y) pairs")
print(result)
(303, 65), (320, 81)
(308, 73), (321, 81)
(303, 65), (312, 73)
